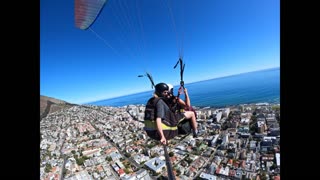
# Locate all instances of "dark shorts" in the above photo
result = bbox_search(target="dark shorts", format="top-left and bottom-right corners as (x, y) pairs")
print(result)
(178, 118), (192, 134)
(175, 112), (185, 122)
(146, 129), (178, 141)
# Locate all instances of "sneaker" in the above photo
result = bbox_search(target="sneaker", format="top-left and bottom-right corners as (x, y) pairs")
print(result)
(192, 129), (198, 138)
(193, 132), (198, 138)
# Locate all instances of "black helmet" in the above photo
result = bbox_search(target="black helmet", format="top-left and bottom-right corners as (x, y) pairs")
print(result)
(155, 82), (169, 96)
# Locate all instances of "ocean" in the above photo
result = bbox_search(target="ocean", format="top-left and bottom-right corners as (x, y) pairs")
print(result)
(89, 67), (280, 107)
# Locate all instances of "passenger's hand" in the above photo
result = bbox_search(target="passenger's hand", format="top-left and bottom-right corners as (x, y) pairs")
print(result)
(160, 137), (167, 145)
(184, 88), (188, 94)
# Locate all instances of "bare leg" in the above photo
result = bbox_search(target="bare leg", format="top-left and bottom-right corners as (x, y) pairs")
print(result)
(184, 111), (197, 131)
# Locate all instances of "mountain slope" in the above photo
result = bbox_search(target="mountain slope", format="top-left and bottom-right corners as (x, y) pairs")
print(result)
(40, 95), (78, 120)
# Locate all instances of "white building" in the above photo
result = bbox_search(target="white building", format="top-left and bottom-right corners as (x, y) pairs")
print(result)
(64, 170), (93, 180)
(241, 118), (250, 124)
(222, 134), (229, 145)
(211, 135), (219, 147)
(216, 112), (222, 122)
(145, 157), (166, 173)
(275, 153), (280, 166)
(199, 172), (217, 180)
(223, 108), (230, 117)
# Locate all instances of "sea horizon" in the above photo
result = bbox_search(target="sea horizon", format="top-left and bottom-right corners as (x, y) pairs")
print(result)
(85, 67), (280, 104)
(87, 67), (280, 108)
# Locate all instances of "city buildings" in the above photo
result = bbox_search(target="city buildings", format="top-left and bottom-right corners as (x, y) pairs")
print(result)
(40, 103), (280, 180)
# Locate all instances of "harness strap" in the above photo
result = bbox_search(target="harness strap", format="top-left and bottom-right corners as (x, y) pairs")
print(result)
(144, 116), (186, 131)
(174, 58), (185, 98)
(144, 120), (178, 131)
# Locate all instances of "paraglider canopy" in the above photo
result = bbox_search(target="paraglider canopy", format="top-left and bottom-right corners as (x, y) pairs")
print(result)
(75, 0), (108, 30)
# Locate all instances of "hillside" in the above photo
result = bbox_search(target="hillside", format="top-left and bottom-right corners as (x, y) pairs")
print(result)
(40, 95), (78, 120)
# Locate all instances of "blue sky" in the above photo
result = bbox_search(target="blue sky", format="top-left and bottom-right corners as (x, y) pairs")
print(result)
(40, 0), (280, 104)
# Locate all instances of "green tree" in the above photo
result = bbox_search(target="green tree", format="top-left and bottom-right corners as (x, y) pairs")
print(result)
(106, 156), (112, 162)
(222, 123), (229, 130)
(185, 157), (193, 164)
(249, 124), (256, 134)
(271, 105), (280, 111)
(124, 168), (130, 174)
(196, 141), (201, 146)
(270, 163), (277, 170)
(83, 156), (90, 160)
(169, 152), (174, 157)
(176, 169), (181, 176)
(76, 158), (84, 165)
(44, 163), (52, 173)
(75, 156), (89, 165)
(151, 153), (159, 158)
(63, 169), (68, 176)
(260, 172), (268, 180)
(124, 153), (131, 158)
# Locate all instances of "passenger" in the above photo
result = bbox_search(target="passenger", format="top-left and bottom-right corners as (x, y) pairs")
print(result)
(166, 84), (198, 137)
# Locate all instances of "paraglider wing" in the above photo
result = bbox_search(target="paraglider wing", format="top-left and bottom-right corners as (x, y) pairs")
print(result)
(75, 0), (108, 30)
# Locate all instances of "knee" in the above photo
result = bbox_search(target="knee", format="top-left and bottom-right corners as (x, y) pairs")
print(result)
(189, 111), (195, 118)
